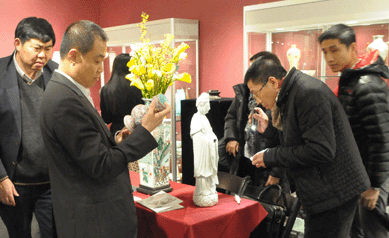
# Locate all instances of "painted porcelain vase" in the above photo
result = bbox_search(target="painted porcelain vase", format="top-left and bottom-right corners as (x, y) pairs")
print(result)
(287, 44), (301, 70)
(367, 35), (388, 61)
(124, 94), (172, 194)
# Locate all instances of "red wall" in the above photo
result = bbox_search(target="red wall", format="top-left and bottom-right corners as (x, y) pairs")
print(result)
(0, 0), (100, 56)
(0, 0), (279, 102)
(98, 0), (279, 98)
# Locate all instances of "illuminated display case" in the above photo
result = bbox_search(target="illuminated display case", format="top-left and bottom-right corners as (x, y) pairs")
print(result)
(244, 0), (389, 91)
(103, 18), (199, 182)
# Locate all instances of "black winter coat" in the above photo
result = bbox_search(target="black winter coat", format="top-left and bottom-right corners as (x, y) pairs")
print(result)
(263, 68), (370, 215)
(338, 57), (389, 188)
(224, 84), (264, 152)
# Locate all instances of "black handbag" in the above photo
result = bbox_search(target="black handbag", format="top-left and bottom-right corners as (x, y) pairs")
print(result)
(247, 184), (287, 238)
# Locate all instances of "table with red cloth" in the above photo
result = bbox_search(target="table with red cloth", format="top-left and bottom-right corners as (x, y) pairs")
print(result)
(130, 172), (268, 238)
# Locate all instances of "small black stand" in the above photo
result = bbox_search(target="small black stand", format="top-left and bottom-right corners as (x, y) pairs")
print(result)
(136, 184), (173, 195)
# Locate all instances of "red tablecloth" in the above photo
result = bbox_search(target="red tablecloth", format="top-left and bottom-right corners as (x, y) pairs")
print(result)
(130, 172), (267, 238)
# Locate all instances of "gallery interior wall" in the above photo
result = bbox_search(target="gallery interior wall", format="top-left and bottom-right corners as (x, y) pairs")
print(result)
(0, 0), (279, 103)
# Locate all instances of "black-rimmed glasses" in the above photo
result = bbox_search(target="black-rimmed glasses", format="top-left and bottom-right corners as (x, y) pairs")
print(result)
(257, 80), (268, 93)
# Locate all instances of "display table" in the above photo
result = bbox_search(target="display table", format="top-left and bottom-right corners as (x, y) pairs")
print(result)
(130, 172), (267, 238)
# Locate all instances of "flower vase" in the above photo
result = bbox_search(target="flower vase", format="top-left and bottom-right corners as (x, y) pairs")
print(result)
(367, 35), (388, 61)
(287, 44), (301, 70)
(136, 98), (173, 195)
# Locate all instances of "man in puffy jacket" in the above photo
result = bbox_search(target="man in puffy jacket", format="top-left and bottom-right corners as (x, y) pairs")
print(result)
(248, 53), (370, 238)
(319, 23), (389, 238)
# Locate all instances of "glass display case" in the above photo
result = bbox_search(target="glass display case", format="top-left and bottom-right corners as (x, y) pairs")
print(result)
(103, 18), (199, 182)
(244, 0), (389, 91)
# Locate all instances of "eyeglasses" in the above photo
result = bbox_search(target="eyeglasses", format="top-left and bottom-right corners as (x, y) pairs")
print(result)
(257, 80), (268, 93)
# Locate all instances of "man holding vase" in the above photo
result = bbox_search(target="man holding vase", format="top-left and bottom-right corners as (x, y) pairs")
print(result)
(40, 20), (170, 238)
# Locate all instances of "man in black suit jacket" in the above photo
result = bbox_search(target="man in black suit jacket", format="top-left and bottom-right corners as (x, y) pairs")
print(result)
(40, 20), (170, 238)
(0, 17), (57, 238)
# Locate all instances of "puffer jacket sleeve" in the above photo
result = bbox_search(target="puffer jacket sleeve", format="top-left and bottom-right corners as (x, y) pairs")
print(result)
(354, 76), (389, 187)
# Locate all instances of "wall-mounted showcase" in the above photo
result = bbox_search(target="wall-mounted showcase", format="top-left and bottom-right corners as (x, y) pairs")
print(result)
(244, 0), (389, 90)
(103, 18), (199, 182)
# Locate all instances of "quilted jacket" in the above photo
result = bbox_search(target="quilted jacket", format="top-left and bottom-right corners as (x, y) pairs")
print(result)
(263, 68), (370, 215)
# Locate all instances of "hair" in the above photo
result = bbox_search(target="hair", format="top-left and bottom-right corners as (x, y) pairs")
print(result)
(15, 17), (55, 46)
(100, 53), (143, 124)
(318, 24), (356, 48)
(249, 51), (281, 65)
(60, 20), (108, 59)
(244, 52), (286, 85)
(110, 53), (131, 78)
(105, 53), (132, 92)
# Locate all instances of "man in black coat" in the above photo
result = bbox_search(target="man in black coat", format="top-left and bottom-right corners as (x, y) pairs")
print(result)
(319, 24), (389, 238)
(0, 17), (57, 238)
(40, 20), (170, 238)
(223, 51), (286, 188)
(247, 54), (370, 238)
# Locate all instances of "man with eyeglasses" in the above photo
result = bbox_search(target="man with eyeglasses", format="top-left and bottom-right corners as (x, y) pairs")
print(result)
(247, 53), (370, 238)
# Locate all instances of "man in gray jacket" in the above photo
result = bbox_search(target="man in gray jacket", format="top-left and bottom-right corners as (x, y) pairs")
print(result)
(0, 17), (57, 238)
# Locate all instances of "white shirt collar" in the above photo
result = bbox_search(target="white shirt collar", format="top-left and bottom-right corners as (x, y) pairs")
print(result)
(13, 51), (43, 83)
(55, 69), (94, 107)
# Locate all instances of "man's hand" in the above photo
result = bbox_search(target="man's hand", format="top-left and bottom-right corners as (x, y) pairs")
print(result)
(265, 175), (280, 186)
(226, 140), (239, 157)
(141, 100), (171, 132)
(360, 187), (380, 210)
(0, 178), (19, 206)
(251, 151), (266, 168)
(253, 107), (269, 133)
(116, 127), (131, 144)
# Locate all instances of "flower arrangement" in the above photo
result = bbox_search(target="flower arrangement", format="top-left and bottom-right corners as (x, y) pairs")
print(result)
(126, 12), (192, 99)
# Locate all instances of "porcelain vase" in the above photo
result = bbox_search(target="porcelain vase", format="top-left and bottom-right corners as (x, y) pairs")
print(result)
(136, 98), (172, 195)
(287, 44), (301, 70)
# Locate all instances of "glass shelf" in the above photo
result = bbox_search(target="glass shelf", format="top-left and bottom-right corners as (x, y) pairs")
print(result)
(244, 0), (389, 90)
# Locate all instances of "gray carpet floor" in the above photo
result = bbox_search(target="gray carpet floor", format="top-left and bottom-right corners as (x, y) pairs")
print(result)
(0, 214), (39, 238)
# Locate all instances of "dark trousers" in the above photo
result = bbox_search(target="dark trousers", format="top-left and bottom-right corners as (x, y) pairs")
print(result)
(304, 196), (359, 238)
(0, 183), (56, 238)
(351, 179), (389, 238)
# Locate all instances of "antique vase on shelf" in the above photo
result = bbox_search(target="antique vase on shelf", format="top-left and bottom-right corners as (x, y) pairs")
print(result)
(367, 35), (388, 61)
(287, 44), (301, 70)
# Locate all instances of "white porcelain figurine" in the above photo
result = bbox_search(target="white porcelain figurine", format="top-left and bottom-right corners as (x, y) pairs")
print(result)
(190, 92), (219, 207)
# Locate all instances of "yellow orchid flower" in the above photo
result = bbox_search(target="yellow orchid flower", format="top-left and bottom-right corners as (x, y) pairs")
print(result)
(145, 79), (154, 91)
(147, 68), (155, 78)
(161, 34), (174, 48)
(126, 13), (192, 99)
(127, 58), (136, 69)
(176, 72), (192, 83)
(126, 74), (144, 90)
(130, 65), (146, 76)
(140, 47), (152, 62)
(161, 63), (176, 75)
(173, 43), (189, 61)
